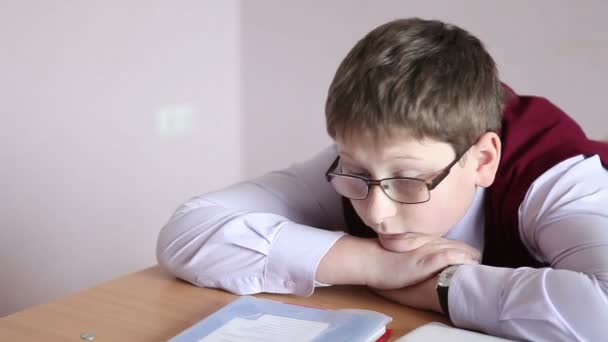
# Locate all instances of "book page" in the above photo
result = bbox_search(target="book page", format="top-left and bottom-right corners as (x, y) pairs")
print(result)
(396, 322), (514, 342)
(199, 314), (330, 342)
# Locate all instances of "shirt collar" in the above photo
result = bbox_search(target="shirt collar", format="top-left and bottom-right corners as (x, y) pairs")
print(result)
(444, 187), (485, 252)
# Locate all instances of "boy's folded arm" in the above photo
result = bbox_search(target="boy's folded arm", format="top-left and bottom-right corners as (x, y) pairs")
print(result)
(449, 155), (608, 341)
(156, 146), (348, 295)
(157, 203), (346, 295)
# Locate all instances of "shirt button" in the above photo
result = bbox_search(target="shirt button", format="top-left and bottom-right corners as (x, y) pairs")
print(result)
(285, 280), (296, 289)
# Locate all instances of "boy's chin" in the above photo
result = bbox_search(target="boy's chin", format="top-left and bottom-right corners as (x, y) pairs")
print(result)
(378, 238), (414, 253)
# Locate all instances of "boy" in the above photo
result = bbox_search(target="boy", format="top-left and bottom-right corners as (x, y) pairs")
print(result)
(157, 18), (608, 340)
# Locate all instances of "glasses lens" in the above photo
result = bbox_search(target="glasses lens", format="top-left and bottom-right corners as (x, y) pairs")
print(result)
(383, 179), (429, 203)
(329, 175), (368, 199)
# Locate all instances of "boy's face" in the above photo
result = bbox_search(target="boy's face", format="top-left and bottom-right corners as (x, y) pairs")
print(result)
(335, 130), (482, 252)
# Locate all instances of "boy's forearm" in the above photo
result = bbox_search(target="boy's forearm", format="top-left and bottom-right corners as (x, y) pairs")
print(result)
(315, 235), (384, 286)
(373, 276), (442, 313)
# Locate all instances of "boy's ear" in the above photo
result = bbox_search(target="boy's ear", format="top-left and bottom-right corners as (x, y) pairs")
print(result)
(472, 132), (501, 187)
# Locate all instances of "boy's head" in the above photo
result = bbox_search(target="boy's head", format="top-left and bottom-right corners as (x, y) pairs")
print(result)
(324, 18), (504, 251)
(326, 17), (504, 153)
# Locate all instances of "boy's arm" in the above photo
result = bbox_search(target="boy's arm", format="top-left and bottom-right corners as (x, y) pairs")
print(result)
(156, 146), (346, 295)
(317, 234), (479, 290)
(447, 155), (608, 341)
(157, 145), (478, 295)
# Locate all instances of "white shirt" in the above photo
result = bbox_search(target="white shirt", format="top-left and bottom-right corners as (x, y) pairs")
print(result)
(156, 146), (608, 341)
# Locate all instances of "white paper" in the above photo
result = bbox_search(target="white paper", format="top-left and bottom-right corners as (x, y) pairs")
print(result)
(199, 314), (330, 342)
(395, 322), (514, 342)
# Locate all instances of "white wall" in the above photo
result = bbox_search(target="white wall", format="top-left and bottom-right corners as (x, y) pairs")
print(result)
(0, 1), (241, 316)
(242, 0), (608, 176)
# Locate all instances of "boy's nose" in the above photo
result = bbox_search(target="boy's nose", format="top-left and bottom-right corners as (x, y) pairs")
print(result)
(365, 185), (398, 231)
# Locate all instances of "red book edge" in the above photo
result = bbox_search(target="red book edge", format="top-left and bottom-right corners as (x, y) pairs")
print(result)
(376, 328), (392, 342)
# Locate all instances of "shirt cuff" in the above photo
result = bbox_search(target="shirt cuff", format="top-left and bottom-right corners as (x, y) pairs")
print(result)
(449, 264), (512, 333)
(264, 222), (345, 296)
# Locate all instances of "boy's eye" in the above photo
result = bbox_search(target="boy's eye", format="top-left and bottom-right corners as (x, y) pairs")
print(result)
(342, 169), (369, 177)
(396, 172), (424, 179)
(340, 165), (369, 177)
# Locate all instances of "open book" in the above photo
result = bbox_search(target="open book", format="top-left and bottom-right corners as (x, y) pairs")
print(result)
(168, 296), (392, 342)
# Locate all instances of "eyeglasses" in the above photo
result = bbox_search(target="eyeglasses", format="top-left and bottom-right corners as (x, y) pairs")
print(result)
(325, 150), (468, 204)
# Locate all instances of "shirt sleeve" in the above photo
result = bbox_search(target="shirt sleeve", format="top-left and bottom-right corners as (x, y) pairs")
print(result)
(449, 155), (608, 341)
(156, 146), (346, 296)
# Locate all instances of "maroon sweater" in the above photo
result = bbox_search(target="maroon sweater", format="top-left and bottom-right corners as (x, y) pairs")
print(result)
(343, 87), (608, 268)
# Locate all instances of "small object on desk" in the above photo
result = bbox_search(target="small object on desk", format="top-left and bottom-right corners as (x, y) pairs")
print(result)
(395, 322), (515, 341)
(80, 332), (96, 340)
(168, 296), (392, 342)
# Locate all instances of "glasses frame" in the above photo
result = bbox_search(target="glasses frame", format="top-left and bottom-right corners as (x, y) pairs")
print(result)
(324, 149), (468, 204)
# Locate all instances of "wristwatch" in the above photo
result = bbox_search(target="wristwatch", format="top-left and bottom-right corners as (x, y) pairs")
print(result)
(436, 265), (460, 321)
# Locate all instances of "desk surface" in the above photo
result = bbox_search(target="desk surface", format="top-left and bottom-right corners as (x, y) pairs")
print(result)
(0, 266), (447, 341)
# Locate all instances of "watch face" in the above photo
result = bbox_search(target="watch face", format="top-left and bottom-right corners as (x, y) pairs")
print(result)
(438, 265), (459, 287)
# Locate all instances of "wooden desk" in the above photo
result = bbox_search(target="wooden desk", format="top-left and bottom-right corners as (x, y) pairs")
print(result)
(0, 266), (447, 341)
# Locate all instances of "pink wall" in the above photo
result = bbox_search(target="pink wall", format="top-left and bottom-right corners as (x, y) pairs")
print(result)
(0, 1), (241, 316)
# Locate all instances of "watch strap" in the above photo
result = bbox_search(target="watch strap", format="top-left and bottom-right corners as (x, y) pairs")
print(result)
(436, 282), (450, 320)
(436, 264), (460, 321)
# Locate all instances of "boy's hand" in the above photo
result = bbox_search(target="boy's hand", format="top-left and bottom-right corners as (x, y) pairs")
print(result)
(366, 235), (480, 290)
(377, 232), (447, 252)
(316, 234), (479, 290)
